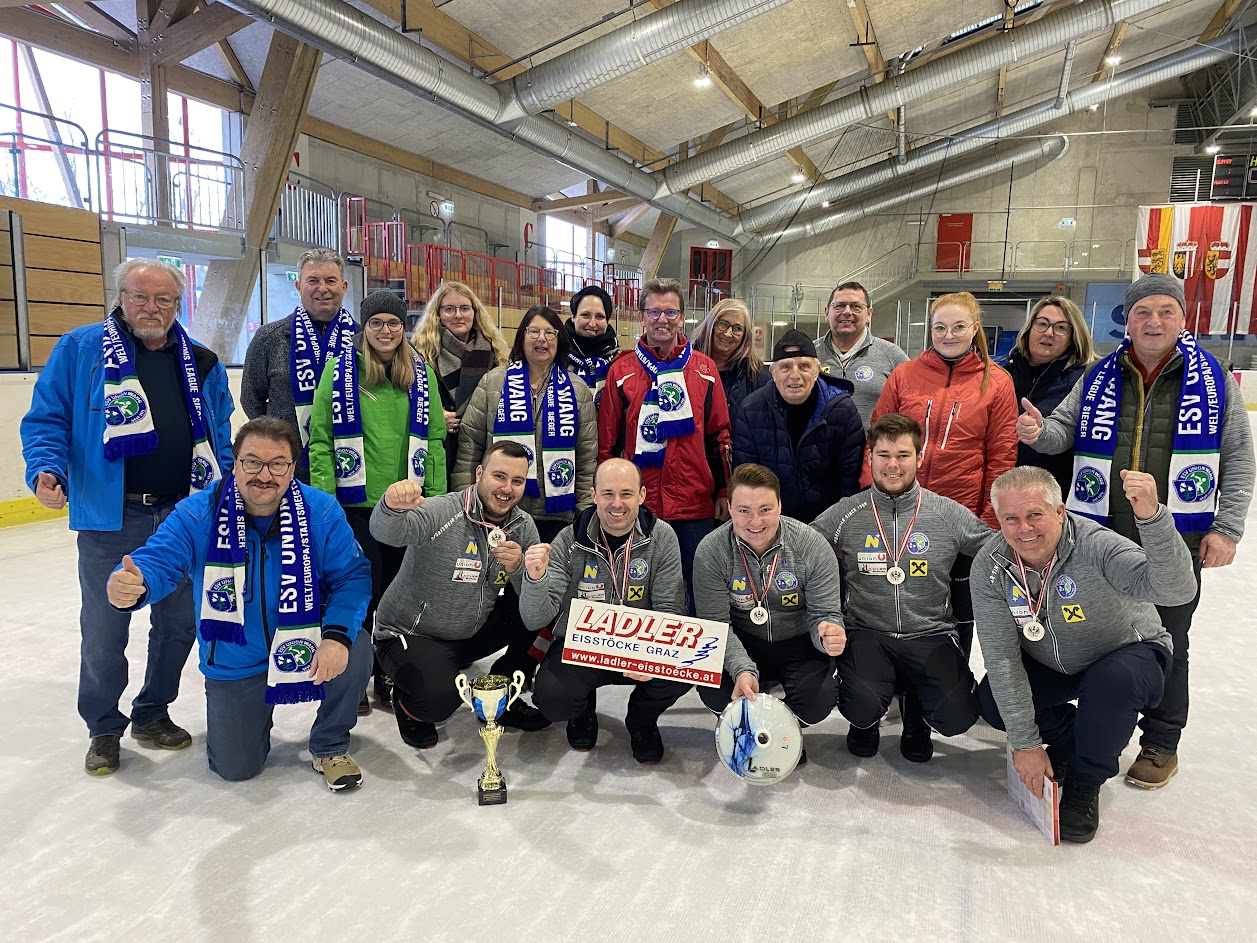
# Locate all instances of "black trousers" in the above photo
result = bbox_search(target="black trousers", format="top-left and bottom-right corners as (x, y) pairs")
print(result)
(836, 629), (978, 736)
(376, 590), (540, 723)
(533, 643), (691, 724)
(698, 631), (836, 726)
(949, 554), (974, 658)
(345, 507), (406, 691)
(979, 642), (1171, 787)
(1139, 560), (1203, 753)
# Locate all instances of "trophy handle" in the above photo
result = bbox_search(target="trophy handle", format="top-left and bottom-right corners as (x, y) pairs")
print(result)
(507, 670), (526, 710)
(455, 673), (473, 711)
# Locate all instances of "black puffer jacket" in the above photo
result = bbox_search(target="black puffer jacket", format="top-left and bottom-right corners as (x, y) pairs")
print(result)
(1000, 349), (1088, 497)
(733, 374), (865, 522)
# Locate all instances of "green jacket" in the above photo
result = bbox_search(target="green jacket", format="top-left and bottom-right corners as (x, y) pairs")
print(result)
(309, 349), (448, 506)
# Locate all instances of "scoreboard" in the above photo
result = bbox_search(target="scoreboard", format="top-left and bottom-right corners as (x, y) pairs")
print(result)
(1210, 153), (1257, 200)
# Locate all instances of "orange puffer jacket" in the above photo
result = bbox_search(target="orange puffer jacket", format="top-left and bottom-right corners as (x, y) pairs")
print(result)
(868, 349), (1018, 526)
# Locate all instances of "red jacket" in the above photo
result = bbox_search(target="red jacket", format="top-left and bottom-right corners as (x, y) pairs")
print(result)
(598, 337), (732, 521)
(868, 349), (1017, 527)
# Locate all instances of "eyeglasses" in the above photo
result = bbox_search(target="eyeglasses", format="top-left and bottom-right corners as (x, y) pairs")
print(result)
(524, 327), (559, 340)
(1030, 317), (1071, 337)
(713, 318), (745, 337)
(238, 458), (295, 475)
(366, 318), (404, 331)
(829, 301), (867, 313)
(931, 323), (974, 337)
(644, 308), (682, 321)
(122, 289), (177, 310)
(440, 304), (475, 316)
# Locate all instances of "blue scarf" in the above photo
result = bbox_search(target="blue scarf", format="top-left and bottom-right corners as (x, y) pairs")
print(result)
(290, 305), (356, 456)
(201, 477), (323, 705)
(570, 351), (611, 406)
(631, 339), (694, 469)
(492, 361), (579, 513)
(1069, 332), (1223, 533)
(101, 313), (220, 493)
(330, 348), (432, 505)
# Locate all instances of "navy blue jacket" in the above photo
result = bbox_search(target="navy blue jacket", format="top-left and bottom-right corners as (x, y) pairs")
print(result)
(1000, 350), (1088, 498)
(733, 374), (865, 522)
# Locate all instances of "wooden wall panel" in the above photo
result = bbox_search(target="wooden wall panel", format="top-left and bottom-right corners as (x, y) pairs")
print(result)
(25, 269), (104, 306)
(0, 264), (12, 302)
(23, 235), (102, 274)
(29, 303), (104, 334)
(0, 196), (98, 241)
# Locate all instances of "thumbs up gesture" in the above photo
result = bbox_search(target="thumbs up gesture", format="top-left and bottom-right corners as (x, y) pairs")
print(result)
(1016, 397), (1045, 445)
(107, 554), (147, 608)
(34, 471), (67, 510)
(524, 543), (552, 581)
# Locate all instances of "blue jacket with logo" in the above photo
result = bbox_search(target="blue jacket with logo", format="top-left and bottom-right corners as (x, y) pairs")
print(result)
(21, 316), (235, 531)
(111, 482), (371, 681)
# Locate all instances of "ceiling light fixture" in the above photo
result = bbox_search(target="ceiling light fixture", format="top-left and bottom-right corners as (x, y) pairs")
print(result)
(821, 200), (831, 208)
(1206, 144), (1221, 154)
(791, 171), (806, 183)
(694, 65), (712, 88)
(1104, 54), (1121, 66)
(1088, 103), (1100, 112)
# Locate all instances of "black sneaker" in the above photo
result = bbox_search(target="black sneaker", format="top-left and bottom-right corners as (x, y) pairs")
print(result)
(796, 746), (808, 767)
(626, 717), (664, 764)
(393, 696), (438, 749)
(899, 693), (934, 763)
(566, 693), (598, 751)
(131, 717), (192, 750)
(373, 674), (393, 710)
(500, 700), (552, 732)
(846, 725), (880, 757)
(85, 735), (121, 776)
(357, 695), (372, 717)
(1060, 777), (1102, 843)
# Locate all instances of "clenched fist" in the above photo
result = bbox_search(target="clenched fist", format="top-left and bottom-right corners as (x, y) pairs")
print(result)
(524, 543), (552, 580)
(107, 554), (146, 608)
(35, 471), (66, 510)
(818, 620), (846, 656)
(383, 480), (425, 511)
(1120, 468), (1160, 522)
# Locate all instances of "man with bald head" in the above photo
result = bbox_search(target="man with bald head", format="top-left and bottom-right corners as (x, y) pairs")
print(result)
(521, 458), (690, 764)
(1018, 272), (1254, 789)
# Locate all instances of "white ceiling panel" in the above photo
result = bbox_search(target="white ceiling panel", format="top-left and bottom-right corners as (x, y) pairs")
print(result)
(870, 0), (1004, 60)
(438, 0), (633, 65)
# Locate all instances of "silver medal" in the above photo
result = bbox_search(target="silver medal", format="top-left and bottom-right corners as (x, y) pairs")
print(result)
(1022, 619), (1045, 642)
(750, 605), (769, 625)
(886, 566), (906, 585)
(487, 527), (506, 548)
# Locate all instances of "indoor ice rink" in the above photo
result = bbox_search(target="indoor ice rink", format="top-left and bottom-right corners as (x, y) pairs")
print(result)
(3, 0), (1257, 939)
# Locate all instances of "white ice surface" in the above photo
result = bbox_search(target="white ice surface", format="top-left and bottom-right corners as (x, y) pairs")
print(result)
(2, 418), (1256, 942)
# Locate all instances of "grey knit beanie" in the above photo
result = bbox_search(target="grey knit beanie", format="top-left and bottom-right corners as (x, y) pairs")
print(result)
(1124, 273), (1185, 315)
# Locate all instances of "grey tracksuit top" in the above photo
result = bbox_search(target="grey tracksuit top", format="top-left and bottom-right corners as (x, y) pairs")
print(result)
(811, 483), (993, 638)
(815, 330), (910, 428)
(370, 488), (539, 641)
(693, 517), (843, 680)
(972, 507), (1197, 751)
(518, 505), (685, 637)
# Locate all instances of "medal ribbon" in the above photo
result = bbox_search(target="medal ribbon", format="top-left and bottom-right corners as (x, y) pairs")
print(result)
(463, 487), (508, 540)
(1013, 553), (1056, 624)
(599, 531), (635, 604)
(869, 490), (923, 571)
(735, 539), (781, 611)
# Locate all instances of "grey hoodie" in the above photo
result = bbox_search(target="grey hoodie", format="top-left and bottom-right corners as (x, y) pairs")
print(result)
(811, 482), (993, 638)
(816, 329), (910, 427)
(370, 487), (539, 641)
(693, 517), (843, 680)
(518, 505), (685, 637)
(972, 507), (1197, 750)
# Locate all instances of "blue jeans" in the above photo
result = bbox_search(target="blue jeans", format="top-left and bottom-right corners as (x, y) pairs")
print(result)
(202, 629), (373, 781)
(77, 500), (197, 737)
(667, 517), (714, 616)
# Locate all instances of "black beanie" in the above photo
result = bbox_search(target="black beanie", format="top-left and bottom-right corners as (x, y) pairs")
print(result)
(361, 290), (408, 320)
(570, 285), (614, 319)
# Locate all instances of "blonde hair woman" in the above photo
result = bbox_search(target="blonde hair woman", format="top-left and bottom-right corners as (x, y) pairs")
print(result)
(412, 280), (509, 461)
(690, 298), (767, 422)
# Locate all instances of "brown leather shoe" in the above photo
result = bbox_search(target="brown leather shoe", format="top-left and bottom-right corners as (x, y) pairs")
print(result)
(1125, 746), (1178, 789)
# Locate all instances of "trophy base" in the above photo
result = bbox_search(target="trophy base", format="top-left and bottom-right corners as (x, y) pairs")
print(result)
(477, 776), (508, 806)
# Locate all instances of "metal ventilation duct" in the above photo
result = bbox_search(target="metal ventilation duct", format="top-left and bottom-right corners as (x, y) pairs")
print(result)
(499, 0), (791, 121)
(657, 0), (1168, 195)
(734, 31), (1243, 234)
(748, 135), (1069, 247)
(220, 0), (749, 241)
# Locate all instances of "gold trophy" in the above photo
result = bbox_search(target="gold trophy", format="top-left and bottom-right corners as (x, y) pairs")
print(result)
(454, 670), (525, 805)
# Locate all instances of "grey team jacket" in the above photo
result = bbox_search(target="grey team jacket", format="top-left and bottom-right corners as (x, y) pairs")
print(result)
(815, 330), (909, 428)
(370, 488), (539, 641)
(811, 483), (993, 639)
(693, 517), (843, 680)
(518, 505), (685, 638)
(971, 507), (1197, 751)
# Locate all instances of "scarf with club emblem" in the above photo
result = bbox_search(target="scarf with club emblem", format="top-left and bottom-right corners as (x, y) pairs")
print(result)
(493, 361), (578, 513)
(631, 338), (694, 468)
(291, 305), (356, 456)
